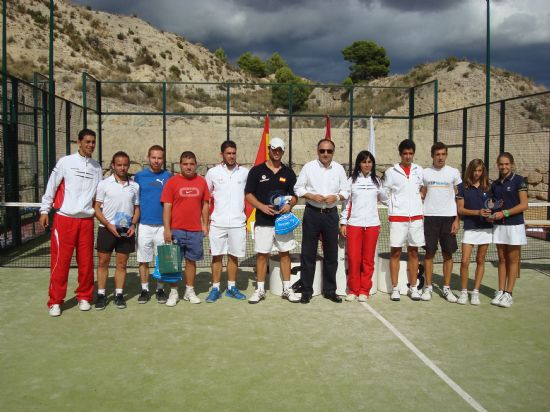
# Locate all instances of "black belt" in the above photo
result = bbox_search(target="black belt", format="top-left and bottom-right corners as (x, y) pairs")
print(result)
(306, 204), (336, 214)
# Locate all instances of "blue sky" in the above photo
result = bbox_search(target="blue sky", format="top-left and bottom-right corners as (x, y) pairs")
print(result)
(74, 0), (550, 88)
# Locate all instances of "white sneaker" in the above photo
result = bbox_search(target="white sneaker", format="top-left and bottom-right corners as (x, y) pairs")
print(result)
(49, 304), (61, 317)
(457, 291), (468, 305)
(345, 294), (357, 302)
(183, 289), (201, 304)
(470, 291), (481, 306)
(358, 294), (368, 302)
(248, 289), (266, 304)
(390, 288), (400, 301)
(498, 292), (513, 308)
(166, 289), (180, 307)
(282, 288), (300, 303)
(443, 287), (458, 303)
(421, 287), (432, 301)
(491, 290), (504, 306)
(408, 287), (421, 301)
(78, 300), (91, 311)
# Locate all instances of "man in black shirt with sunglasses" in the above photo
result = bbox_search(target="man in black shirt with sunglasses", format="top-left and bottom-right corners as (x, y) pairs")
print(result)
(295, 139), (350, 303)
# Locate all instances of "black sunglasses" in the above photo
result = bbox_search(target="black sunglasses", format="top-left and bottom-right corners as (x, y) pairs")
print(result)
(319, 149), (334, 154)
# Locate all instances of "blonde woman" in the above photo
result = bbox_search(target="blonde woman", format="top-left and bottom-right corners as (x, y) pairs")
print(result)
(489, 152), (528, 308)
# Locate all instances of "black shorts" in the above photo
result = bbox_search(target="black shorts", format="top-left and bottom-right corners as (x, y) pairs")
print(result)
(96, 226), (136, 254)
(423, 216), (458, 256)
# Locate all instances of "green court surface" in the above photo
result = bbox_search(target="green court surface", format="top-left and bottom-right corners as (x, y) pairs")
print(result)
(1, 261), (549, 411)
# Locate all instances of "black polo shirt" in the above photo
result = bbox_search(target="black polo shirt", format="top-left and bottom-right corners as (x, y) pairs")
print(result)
(490, 173), (527, 226)
(245, 162), (297, 227)
(456, 183), (493, 230)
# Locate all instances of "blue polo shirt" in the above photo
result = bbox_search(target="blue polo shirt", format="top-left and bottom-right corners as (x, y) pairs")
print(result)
(490, 173), (527, 226)
(134, 168), (172, 225)
(456, 183), (493, 230)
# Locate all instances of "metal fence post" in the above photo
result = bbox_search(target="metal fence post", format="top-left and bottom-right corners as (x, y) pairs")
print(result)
(65, 101), (71, 155)
(162, 82), (167, 168)
(82, 72), (87, 129)
(348, 86), (354, 174)
(96, 80), (102, 167)
(6, 78), (21, 246)
(462, 108), (468, 176)
(499, 100), (505, 154)
(226, 83), (230, 141)
(433, 80), (439, 143)
(408, 86), (415, 140)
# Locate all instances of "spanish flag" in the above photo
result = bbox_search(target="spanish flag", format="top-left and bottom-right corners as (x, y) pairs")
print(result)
(245, 114), (270, 231)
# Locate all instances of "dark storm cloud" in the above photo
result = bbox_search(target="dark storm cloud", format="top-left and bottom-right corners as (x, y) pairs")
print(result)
(72, 0), (550, 88)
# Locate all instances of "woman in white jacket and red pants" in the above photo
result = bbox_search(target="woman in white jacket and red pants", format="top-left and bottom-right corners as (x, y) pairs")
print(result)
(340, 151), (388, 302)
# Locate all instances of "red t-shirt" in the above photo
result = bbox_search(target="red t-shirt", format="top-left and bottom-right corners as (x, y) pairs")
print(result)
(160, 174), (210, 231)
(402, 164), (411, 177)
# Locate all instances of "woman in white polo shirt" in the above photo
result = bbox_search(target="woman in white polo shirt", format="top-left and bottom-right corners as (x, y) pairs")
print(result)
(340, 151), (388, 302)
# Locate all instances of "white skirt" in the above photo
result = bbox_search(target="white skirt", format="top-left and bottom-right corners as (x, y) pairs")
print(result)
(462, 228), (492, 245)
(493, 224), (527, 246)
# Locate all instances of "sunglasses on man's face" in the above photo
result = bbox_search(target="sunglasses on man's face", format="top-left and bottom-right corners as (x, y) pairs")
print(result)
(318, 149), (334, 154)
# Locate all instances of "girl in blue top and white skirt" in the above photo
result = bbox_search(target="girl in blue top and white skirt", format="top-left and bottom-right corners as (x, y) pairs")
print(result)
(456, 159), (492, 305)
(489, 152), (528, 308)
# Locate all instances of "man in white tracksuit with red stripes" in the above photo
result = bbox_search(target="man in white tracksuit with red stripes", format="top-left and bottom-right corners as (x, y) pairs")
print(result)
(39, 129), (102, 317)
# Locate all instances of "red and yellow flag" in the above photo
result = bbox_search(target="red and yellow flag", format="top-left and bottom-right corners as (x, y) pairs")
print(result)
(245, 114), (270, 231)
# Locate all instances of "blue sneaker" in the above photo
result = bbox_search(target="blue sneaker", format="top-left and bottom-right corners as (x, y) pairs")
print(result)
(225, 286), (246, 300)
(205, 288), (222, 303)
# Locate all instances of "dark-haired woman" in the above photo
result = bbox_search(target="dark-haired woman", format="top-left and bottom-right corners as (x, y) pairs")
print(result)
(489, 152), (528, 308)
(340, 151), (387, 302)
(456, 159), (492, 305)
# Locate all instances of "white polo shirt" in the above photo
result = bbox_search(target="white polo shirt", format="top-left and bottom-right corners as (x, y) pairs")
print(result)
(205, 163), (249, 228)
(294, 159), (350, 208)
(96, 175), (140, 227)
(423, 165), (462, 216)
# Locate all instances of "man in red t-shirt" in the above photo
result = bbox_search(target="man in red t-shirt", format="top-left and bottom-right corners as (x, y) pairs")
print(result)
(161, 151), (210, 306)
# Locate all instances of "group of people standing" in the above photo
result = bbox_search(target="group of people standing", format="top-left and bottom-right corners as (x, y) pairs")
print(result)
(40, 128), (528, 317)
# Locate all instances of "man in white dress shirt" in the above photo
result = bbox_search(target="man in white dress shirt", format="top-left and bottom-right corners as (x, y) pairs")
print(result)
(294, 139), (350, 303)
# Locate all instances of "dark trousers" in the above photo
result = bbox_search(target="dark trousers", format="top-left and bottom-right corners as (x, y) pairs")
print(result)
(300, 205), (339, 295)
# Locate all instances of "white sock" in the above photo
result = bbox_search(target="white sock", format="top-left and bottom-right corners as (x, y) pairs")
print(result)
(443, 285), (450, 291)
(212, 282), (220, 290)
(141, 283), (149, 291)
(186, 285), (195, 293)
(282, 281), (290, 291)
(157, 282), (164, 291)
(425, 284), (433, 290)
(98, 289), (106, 296)
(461, 289), (467, 293)
(257, 282), (265, 291)
(115, 288), (123, 295)
(227, 281), (236, 289)
(473, 289), (479, 293)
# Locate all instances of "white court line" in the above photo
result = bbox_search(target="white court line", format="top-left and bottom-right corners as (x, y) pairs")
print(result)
(360, 302), (487, 412)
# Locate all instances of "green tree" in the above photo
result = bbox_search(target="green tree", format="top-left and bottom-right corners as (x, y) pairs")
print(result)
(237, 52), (267, 77)
(342, 40), (390, 83)
(215, 47), (227, 63)
(265, 52), (288, 75)
(271, 67), (310, 111)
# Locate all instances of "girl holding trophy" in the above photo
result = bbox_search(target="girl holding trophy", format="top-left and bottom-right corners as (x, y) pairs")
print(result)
(456, 159), (492, 305)
(488, 153), (529, 308)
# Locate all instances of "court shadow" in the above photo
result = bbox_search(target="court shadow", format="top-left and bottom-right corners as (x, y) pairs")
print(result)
(430, 272), (497, 299)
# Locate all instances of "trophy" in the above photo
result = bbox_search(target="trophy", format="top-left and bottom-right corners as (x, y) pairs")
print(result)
(484, 197), (504, 220)
(270, 194), (300, 235)
(114, 211), (131, 237)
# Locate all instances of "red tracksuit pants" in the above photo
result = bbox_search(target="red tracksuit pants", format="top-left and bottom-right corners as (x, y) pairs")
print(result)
(346, 225), (380, 296)
(47, 214), (95, 307)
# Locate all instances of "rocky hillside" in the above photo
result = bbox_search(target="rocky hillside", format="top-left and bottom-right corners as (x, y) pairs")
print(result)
(3, 0), (249, 102)
(2, 0), (546, 110)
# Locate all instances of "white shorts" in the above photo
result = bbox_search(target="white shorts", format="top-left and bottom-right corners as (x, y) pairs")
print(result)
(137, 224), (165, 263)
(254, 226), (296, 254)
(209, 226), (246, 257)
(389, 219), (425, 248)
(462, 228), (493, 245)
(493, 224), (527, 246)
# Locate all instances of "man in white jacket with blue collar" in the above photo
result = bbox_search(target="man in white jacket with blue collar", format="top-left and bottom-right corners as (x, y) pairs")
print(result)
(382, 139), (425, 301)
